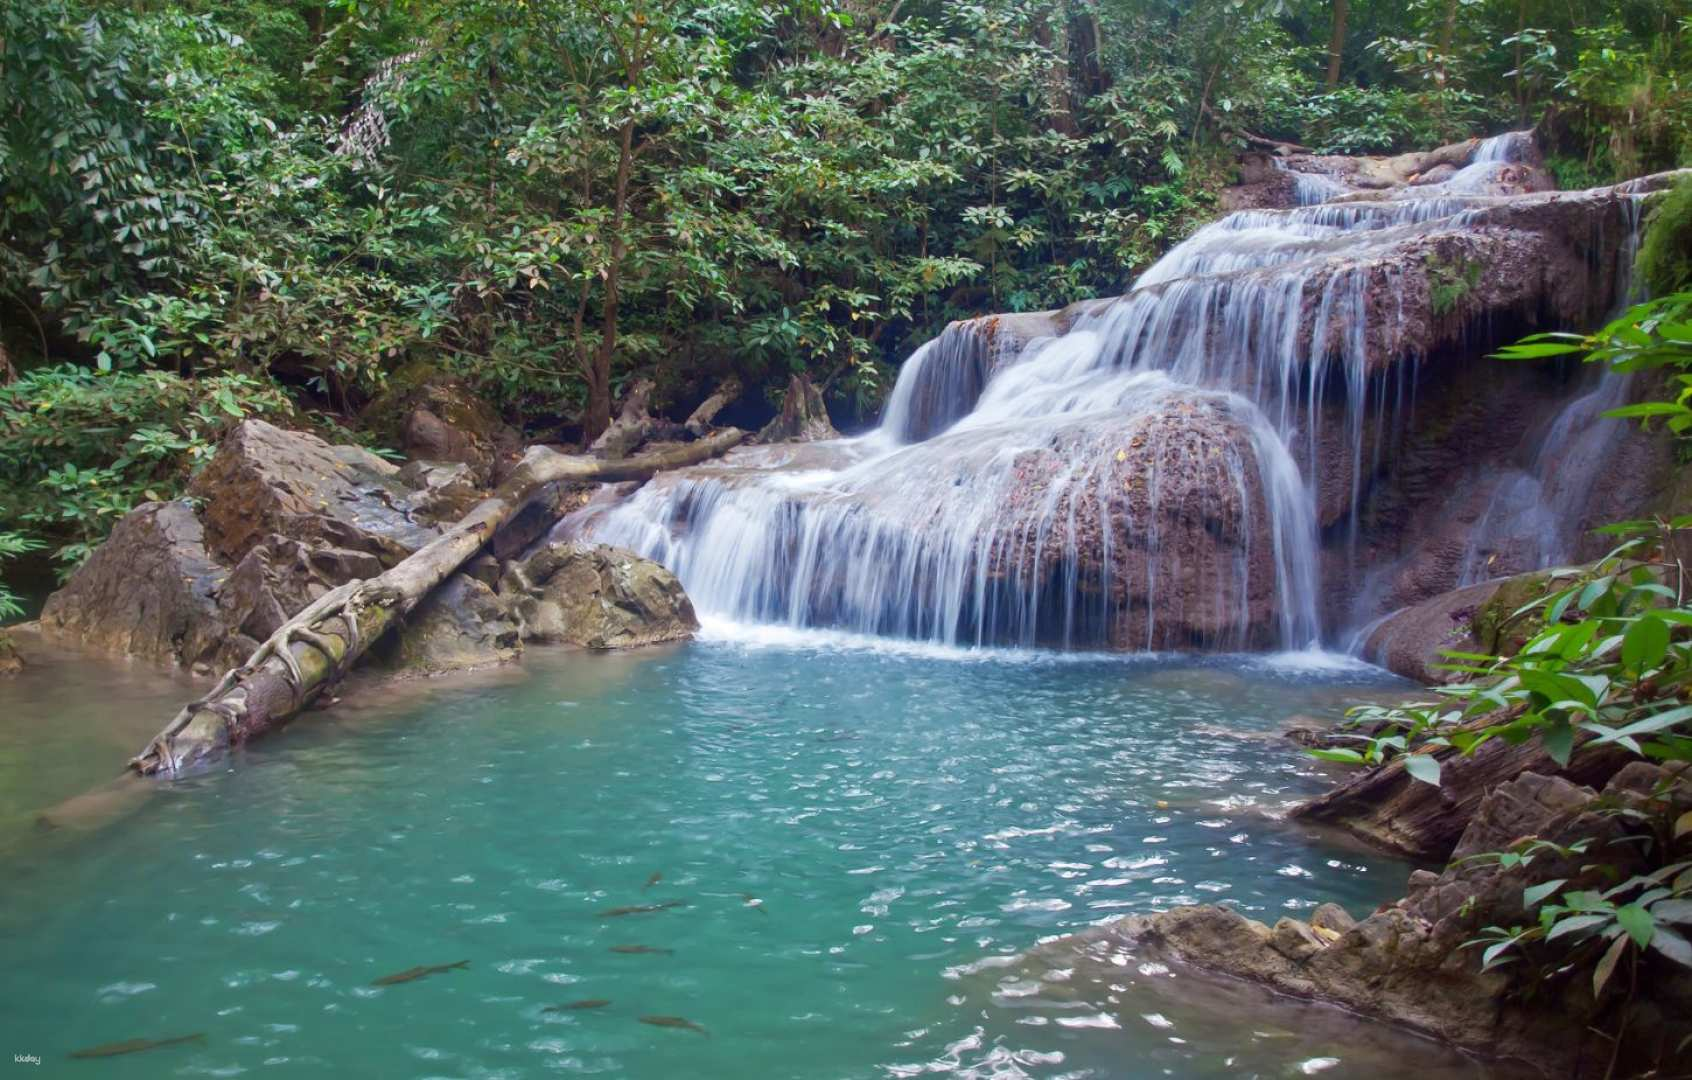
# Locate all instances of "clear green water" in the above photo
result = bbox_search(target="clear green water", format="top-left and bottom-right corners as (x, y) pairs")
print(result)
(0, 627), (1499, 1077)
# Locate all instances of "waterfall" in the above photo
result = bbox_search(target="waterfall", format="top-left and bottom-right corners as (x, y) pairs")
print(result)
(580, 143), (1643, 653)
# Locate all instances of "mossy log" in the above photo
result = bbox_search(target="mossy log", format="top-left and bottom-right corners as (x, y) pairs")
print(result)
(131, 430), (744, 776)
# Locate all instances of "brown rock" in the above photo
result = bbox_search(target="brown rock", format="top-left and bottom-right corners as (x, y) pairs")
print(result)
(190, 419), (438, 567)
(1056, 766), (1692, 1073)
(505, 542), (698, 649)
(1291, 732), (1636, 863)
(39, 501), (229, 668)
(389, 574), (521, 674)
(365, 367), (521, 484)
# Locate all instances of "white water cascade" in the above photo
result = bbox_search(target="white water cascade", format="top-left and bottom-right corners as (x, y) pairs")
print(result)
(578, 134), (1642, 652)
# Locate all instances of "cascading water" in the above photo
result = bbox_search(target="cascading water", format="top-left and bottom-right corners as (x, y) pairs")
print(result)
(580, 132), (1644, 653)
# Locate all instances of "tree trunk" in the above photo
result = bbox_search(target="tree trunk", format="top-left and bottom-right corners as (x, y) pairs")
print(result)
(586, 118), (637, 445)
(589, 377), (659, 459)
(1438, 0), (1458, 87)
(1325, 0), (1349, 87)
(130, 430), (746, 777)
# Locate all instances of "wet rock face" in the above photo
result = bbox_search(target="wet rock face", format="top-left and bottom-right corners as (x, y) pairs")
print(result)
(0, 633), (19, 676)
(504, 542), (698, 650)
(994, 403), (1280, 649)
(1067, 764), (1692, 1073)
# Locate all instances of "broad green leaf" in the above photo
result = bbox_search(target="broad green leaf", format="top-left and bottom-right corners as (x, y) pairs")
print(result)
(1403, 753), (1440, 787)
(1616, 904), (1655, 948)
(1546, 913), (1608, 941)
(1494, 341), (1586, 359)
(1523, 879), (1566, 907)
(1594, 933), (1628, 998)
(1652, 900), (1692, 925)
(1541, 722), (1574, 767)
(1622, 616), (1669, 673)
(1650, 926), (1692, 968)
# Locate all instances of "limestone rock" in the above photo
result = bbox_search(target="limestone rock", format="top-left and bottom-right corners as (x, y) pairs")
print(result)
(1052, 769), (1692, 1073)
(39, 422), (470, 671)
(396, 460), (485, 523)
(505, 541), (697, 649)
(997, 399), (1280, 649)
(190, 419), (438, 567)
(39, 501), (230, 668)
(389, 574), (521, 674)
(0, 633), (21, 676)
(1290, 731), (1635, 862)
(1362, 567), (1563, 684)
(364, 366), (522, 484)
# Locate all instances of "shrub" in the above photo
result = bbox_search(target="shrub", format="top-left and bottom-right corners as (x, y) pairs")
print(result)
(1638, 177), (1692, 297)
(0, 366), (293, 572)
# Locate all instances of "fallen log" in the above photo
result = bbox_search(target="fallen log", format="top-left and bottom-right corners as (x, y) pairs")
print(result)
(130, 429), (744, 776)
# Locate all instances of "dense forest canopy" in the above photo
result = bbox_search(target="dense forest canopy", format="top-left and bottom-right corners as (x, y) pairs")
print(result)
(1, 0), (1689, 578)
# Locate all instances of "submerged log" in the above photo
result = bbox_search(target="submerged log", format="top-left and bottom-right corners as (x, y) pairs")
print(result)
(130, 429), (744, 776)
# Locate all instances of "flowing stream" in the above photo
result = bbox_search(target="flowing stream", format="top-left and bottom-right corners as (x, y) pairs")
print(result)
(580, 133), (1632, 653)
(0, 633), (1508, 1077)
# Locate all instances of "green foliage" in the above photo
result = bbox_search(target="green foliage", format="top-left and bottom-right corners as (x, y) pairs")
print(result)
(0, 527), (44, 621)
(1273, 85), (1507, 155)
(1426, 252), (1485, 316)
(1638, 179), (1692, 297)
(0, 366), (292, 571)
(1322, 289), (1692, 997)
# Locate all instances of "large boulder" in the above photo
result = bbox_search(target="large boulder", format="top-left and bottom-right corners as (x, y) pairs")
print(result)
(39, 501), (231, 668)
(504, 541), (698, 649)
(40, 423), (466, 672)
(388, 574), (522, 674)
(993, 399), (1283, 649)
(1362, 567), (1556, 683)
(189, 419), (439, 567)
(363, 366), (521, 484)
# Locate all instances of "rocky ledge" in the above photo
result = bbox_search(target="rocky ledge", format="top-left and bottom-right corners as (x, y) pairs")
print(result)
(1045, 763), (1692, 1074)
(36, 419), (697, 678)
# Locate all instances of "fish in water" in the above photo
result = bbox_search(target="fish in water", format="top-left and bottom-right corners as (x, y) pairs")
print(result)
(644, 871), (662, 890)
(639, 1015), (709, 1037)
(609, 944), (673, 955)
(740, 893), (769, 915)
(544, 999), (611, 1012)
(370, 960), (469, 986)
(69, 1034), (205, 1059)
(599, 900), (686, 917)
